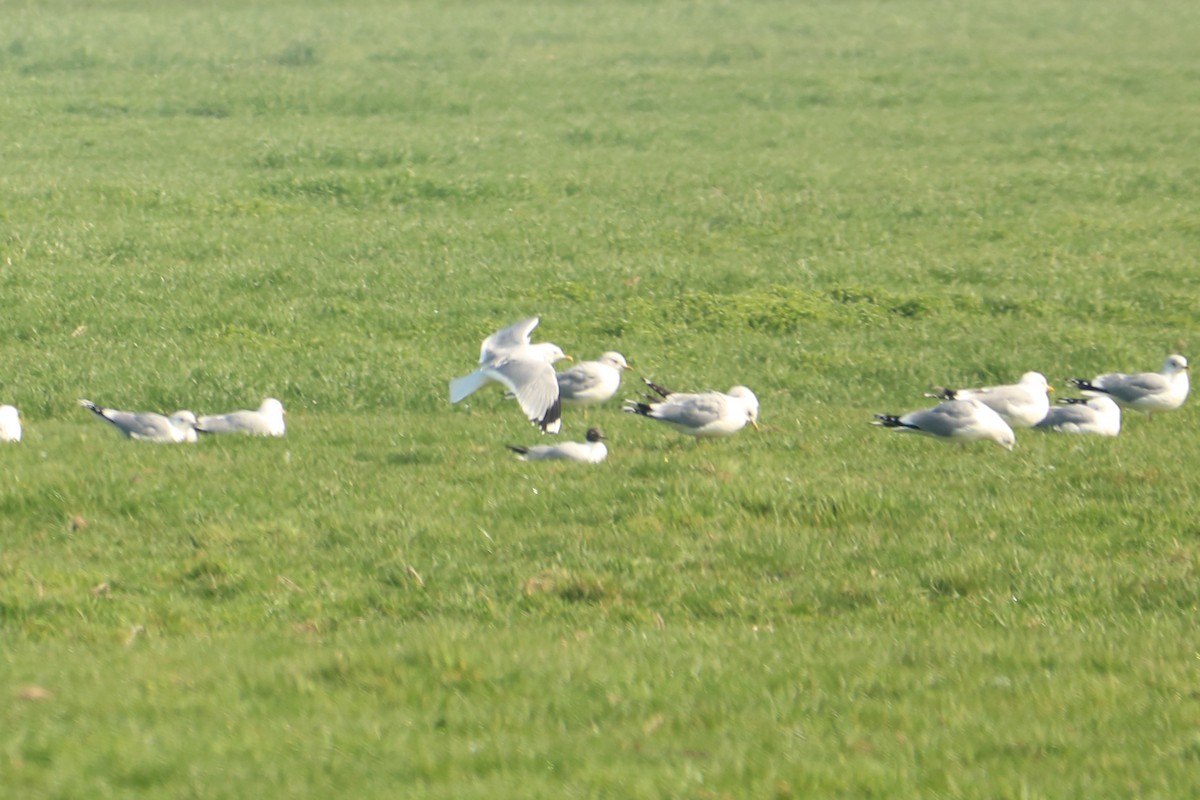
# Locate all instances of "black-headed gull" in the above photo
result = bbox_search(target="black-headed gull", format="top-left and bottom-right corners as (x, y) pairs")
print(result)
(506, 427), (608, 463)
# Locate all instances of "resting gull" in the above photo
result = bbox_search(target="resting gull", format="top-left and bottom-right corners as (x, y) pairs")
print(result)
(926, 371), (1052, 428)
(196, 398), (286, 437)
(1067, 354), (1189, 417)
(79, 399), (198, 443)
(624, 382), (759, 439)
(873, 398), (1015, 450)
(506, 427), (608, 463)
(1034, 396), (1121, 437)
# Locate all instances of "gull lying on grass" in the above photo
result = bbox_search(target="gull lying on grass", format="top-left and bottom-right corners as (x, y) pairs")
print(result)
(196, 398), (286, 437)
(79, 399), (198, 443)
(506, 427), (608, 463)
(926, 371), (1052, 428)
(1034, 396), (1121, 437)
(450, 317), (569, 434)
(873, 398), (1016, 450)
(0, 405), (21, 442)
(624, 381), (759, 439)
(557, 351), (631, 413)
(1067, 354), (1189, 417)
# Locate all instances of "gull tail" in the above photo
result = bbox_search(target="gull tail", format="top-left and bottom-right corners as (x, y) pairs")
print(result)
(642, 378), (673, 398)
(623, 400), (654, 418)
(872, 413), (918, 430)
(1067, 378), (1104, 395)
(449, 370), (490, 404)
(78, 399), (103, 416)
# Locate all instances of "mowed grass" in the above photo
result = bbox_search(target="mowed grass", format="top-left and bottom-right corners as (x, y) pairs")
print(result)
(3, 0), (1200, 796)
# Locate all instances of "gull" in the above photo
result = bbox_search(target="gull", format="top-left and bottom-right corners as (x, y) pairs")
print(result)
(1067, 354), (1189, 417)
(873, 398), (1015, 450)
(0, 405), (21, 442)
(449, 317), (569, 433)
(196, 398), (286, 437)
(926, 372), (1052, 428)
(506, 427), (608, 463)
(79, 399), (198, 443)
(624, 383), (760, 439)
(1034, 396), (1121, 437)
(557, 352), (631, 413)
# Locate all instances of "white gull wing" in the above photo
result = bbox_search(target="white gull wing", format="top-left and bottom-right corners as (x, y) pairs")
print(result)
(479, 317), (539, 365)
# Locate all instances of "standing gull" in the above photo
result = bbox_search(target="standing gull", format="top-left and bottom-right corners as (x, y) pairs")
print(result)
(926, 372), (1053, 428)
(1067, 354), (1189, 417)
(557, 351), (631, 413)
(196, 398), (286, 437)
(873, 398), (1016, 450)
(1034, 396), (1121, 437)
(0, 405), (21, 442)
(506, 427), (608, 463)
(624, 384), (759, 439)
(79, 400), (198, 443)
(449, 317), (569, 434)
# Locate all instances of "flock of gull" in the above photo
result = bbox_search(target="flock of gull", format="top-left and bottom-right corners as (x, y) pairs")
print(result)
(444, 317), (1190, 462)
(0, 397), (286, 444)
(0, 318), (1189, 461)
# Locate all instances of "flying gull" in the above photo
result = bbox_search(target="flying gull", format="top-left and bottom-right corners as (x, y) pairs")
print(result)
(450, 317), (569, 433)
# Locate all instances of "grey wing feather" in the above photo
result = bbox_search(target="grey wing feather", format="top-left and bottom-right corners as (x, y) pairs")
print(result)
(908, 403), (973, 436)
(1098, 372), (1167, 399)
(654, 393), (724, 427)
(557, 365), (601, 398)
(197, 411), (269, 434)
(107, 410), (171, 439)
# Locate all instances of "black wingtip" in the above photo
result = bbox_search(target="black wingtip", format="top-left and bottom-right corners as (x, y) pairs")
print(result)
(505, 444), (528, 455)
(623, 401), (653, 417)
(642, 378), (673, 398)
(927, 387), (956, 401)
(1067, 378), (1102, 394)
(537, 396), (562, 433)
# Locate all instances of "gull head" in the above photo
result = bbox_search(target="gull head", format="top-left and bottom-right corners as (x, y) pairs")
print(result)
(585, 427), (606, 443)
(1164, 354), (1189, 373)
(529, 343), (571, 364)
(260, 398), (286, 417)
(599, 352), (631, 371)
(1020, 371), (1053, 393)
(728, 386), (760, 430)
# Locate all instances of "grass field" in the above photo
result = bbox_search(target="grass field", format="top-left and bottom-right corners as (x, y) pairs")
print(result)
(3, 0), (1200, 796)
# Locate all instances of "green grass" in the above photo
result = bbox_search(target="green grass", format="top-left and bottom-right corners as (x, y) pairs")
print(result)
(3, 0), (1200, 796)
